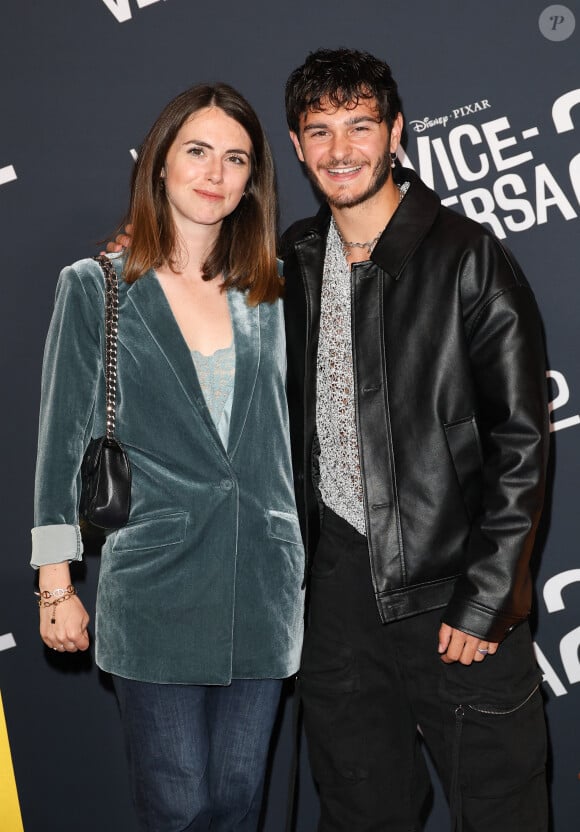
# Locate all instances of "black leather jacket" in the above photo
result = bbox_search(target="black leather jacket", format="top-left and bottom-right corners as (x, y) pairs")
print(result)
(281, 168), (549, 642)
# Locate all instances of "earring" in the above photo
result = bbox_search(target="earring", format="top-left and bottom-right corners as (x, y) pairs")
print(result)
(390, 152), (397, 169)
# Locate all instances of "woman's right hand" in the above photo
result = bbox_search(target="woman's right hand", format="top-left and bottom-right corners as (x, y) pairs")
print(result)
(38, 564), (90, 653)
(40, 595), (90, 653)
(105, 223), (133, 253)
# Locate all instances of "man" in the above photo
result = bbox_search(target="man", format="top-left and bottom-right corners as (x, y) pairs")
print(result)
(281, 48), (549, 831)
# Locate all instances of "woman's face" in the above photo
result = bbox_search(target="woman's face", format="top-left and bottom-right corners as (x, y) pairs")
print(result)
(162, 106), (252, 235)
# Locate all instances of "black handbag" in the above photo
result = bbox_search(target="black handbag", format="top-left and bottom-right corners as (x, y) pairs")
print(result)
(79, 255), (131, 530)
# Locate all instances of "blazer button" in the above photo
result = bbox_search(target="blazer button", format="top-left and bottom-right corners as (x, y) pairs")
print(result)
(220, 478), (234, 491)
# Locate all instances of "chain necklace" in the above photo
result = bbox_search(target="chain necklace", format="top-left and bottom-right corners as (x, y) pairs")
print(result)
(336, 181), (409, 258)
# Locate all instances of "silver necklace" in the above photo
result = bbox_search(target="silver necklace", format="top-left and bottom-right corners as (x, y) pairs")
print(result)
(336, 182), (409, 257)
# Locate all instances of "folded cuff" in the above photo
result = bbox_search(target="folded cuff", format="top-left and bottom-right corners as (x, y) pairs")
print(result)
(30, 524), (84, 569)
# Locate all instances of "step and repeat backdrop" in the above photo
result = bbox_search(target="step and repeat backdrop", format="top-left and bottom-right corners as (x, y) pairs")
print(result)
(1, 1), (578, 830)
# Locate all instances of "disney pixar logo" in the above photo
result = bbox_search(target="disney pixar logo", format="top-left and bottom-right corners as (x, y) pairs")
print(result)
(400, 88), (580, 241)
(101, 0), (168, 23)
(409, 99), (491, 134)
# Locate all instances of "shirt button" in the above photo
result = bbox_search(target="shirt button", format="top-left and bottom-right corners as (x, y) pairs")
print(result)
(220, 478), (234, 491)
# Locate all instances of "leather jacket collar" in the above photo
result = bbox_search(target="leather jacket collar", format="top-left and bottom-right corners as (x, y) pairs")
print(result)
(285, 167), (441, 281)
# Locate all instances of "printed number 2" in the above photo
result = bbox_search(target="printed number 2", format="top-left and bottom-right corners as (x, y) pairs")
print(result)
(547, 370), (580, 433)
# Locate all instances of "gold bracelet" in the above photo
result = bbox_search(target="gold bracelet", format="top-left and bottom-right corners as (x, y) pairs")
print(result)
(35, 586), (77, 624)
(35, 585), (75, 600)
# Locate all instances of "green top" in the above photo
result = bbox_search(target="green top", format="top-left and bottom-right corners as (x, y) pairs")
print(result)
(191, 342), (235, 449)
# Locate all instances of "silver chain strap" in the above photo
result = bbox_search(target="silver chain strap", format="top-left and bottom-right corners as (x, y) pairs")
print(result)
(93, 255), (120, 442)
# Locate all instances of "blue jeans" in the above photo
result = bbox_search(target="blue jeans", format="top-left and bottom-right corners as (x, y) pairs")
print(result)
(112, 675), (283, 832)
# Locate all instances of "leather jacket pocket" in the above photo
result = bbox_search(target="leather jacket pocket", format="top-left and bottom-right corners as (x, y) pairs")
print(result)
(444, 415), (483, 521)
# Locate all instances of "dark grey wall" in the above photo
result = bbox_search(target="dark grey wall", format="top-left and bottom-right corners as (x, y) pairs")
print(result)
(1, 1), (579, 830)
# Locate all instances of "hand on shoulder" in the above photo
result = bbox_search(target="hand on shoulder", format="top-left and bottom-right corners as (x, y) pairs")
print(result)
(102, 223), (133, 254)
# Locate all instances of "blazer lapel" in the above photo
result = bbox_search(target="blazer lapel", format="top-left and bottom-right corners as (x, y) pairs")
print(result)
(227, 289), (260, 459)
(127, 271), (225, 455)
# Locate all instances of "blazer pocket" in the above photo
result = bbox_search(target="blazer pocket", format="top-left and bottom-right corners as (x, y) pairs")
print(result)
(266, 509), (303, 545)
(112, 511), (188, 553)
(443, 415), (484, 520)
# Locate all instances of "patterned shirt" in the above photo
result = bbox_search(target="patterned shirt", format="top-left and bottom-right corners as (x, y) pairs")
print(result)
(316, 219), (367, 534)
(316, 183), (409, 535)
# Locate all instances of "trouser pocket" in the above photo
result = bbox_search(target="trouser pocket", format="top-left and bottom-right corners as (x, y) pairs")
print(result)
(452, 684), (546, 796)
(300, 631), (367, 785)
(439, 623), (548, 831)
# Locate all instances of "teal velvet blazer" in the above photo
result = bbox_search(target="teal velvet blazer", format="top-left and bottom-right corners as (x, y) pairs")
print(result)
(33, 256), (305, 684)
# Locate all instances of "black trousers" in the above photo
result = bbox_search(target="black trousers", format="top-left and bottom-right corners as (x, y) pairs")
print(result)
(300, 508), (548, 832)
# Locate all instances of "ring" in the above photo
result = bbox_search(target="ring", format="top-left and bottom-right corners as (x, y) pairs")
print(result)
(477, 647), (489, 654)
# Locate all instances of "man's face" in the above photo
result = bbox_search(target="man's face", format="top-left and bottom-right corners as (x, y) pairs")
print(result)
(289, 98), (402, 209)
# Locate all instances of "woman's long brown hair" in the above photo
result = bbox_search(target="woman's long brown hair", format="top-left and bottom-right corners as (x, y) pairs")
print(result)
(123, 83), (281, 305)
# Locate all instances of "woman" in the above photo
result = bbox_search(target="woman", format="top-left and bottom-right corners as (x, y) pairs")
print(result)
(32, 83), (305, 831)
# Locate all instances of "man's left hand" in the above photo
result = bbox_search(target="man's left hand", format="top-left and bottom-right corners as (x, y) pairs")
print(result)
(438, 622), (499, 665)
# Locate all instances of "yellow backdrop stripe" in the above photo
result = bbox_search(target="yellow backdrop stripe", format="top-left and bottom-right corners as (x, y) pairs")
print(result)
(0, 690), (24, 832)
